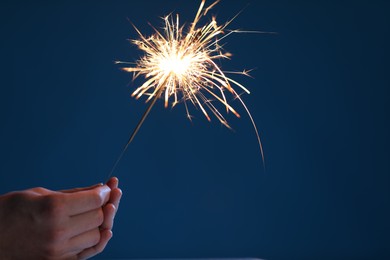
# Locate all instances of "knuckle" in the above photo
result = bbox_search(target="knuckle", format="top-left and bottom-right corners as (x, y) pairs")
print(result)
(97, 208), (104, 226)
(31, 186), (48, 194)
(40, 194), (64, 218)
(95, 236), (102, 247)
(96, 246), (104, 254)
(92, 190), (104, 206)
(92, 229), (101, 246)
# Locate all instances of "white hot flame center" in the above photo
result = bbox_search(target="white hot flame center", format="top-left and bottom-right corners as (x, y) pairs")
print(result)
(159, 55), (191, 76)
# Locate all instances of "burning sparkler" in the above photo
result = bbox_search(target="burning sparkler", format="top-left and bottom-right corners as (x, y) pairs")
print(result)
(110, 0), (264, 175)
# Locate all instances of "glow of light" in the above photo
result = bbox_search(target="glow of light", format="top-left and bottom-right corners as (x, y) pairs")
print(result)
(114, 0), (265, 168)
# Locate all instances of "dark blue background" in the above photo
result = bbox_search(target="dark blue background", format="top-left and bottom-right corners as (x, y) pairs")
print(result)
(0, 0), (389, 259)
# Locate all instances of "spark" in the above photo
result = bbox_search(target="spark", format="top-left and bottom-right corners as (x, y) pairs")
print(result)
(110, 0), (264, 176)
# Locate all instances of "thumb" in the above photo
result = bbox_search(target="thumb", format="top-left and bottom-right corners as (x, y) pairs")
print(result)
(59, 183), (103, 193)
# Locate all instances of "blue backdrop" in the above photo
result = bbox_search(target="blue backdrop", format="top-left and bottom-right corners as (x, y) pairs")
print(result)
(0, 0), (389, 259)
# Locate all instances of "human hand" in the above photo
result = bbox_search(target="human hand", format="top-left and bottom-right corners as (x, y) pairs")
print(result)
(0, 177), (122, 260)
(79, 177), (122, 259)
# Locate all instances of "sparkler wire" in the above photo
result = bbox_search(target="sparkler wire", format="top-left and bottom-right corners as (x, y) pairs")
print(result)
(107, 85), (165, 179)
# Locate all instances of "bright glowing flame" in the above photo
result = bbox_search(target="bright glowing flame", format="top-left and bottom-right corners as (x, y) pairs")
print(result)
(116, 0), (264, 162)
(158, 55), (191, 76)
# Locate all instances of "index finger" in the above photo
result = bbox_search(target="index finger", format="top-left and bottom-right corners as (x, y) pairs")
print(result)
(59, 183), (103, 194)
(64, 185), (111, 216)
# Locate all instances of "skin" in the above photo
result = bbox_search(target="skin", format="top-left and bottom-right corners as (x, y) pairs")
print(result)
(0, 177), (122, 260)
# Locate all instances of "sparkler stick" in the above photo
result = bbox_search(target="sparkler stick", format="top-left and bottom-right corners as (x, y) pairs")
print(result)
(109, 0), (265, 177)
(108, 83), (165, 178)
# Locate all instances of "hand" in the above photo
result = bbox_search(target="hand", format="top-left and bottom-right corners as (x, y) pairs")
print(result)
(0, 177), (122, 260)
(77, 177), (122, 259)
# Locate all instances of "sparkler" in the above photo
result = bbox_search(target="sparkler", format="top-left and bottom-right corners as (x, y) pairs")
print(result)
(110, 0), (264, 176)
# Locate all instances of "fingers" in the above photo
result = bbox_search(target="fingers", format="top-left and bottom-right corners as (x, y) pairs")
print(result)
(67, 208), (104, 238)
(100, 203), (116, 230)
(106, 177), (118, 190)
(100, 186), (122, 231)
(57, 179), (121, 259)
(110, 188), (122, 211)
(60, 183), (103, 194)
(62, 178), (119, 215)
(77, 229), (113, 260)
(64, 185), (111, 216)
(106, 177), (122, 211)
(68, 228), (101, 253)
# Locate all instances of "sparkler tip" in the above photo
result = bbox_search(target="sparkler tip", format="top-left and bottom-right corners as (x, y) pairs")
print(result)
(117, 0), (265, 166)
